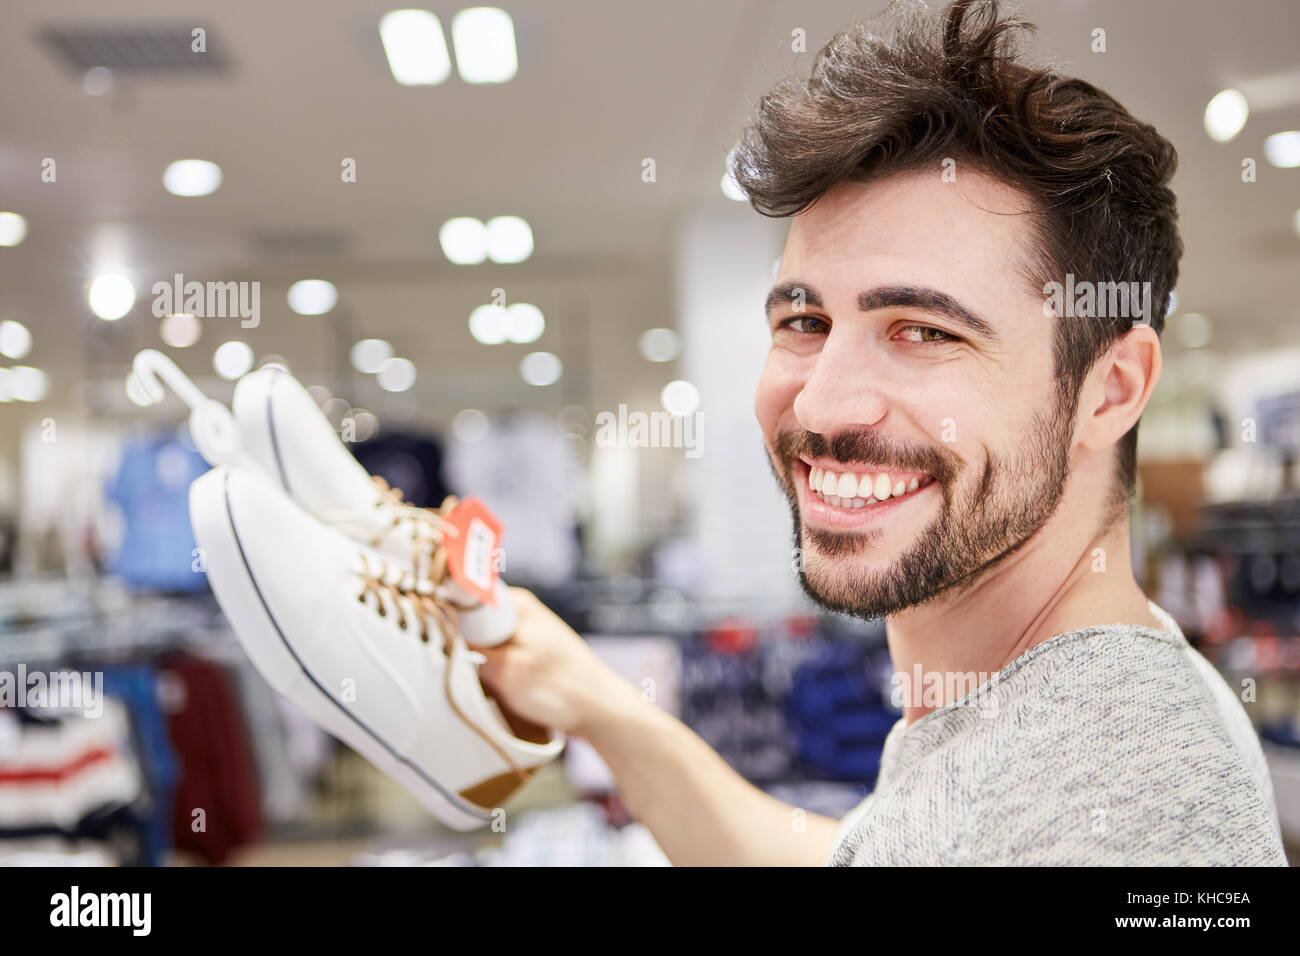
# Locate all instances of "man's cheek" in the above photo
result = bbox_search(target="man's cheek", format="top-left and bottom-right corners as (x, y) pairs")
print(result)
(754, 355), (803, 429)
(753, 366), (784, 435)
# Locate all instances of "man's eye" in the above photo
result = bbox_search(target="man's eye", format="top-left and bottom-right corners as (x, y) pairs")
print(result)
(899, 324), (955, 344)
(778, 316), (828, 334)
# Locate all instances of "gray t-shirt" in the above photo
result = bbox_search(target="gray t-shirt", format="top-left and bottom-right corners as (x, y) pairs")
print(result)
(829, 602), (1287, 865)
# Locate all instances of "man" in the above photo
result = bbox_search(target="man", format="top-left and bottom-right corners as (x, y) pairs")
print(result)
(478, 0), (1287, 865)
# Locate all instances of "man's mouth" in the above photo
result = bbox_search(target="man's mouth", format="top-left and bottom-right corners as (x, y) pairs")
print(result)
(801, 460), (935, 510)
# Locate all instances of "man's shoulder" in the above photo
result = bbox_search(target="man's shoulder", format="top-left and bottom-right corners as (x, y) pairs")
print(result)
(952, 622), (1284, 864)
(832, 622), (1286, 865)
(966, 622), (1248, 785)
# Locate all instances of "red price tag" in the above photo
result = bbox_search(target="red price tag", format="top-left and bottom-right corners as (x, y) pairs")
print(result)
(441, 497), (504, 606)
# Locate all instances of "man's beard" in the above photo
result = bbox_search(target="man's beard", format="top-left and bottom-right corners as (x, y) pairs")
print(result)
(769, 398), (1074, 620)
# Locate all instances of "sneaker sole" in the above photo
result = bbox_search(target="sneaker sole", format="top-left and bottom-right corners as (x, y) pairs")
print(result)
(190, 467), (491, 832)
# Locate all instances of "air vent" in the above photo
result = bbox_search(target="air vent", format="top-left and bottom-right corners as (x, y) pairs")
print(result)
(40, 23), (229, 74)
(252, 232), (353, 259)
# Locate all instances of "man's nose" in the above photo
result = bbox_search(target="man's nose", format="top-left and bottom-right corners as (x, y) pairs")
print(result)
(792, 333), (889, 435)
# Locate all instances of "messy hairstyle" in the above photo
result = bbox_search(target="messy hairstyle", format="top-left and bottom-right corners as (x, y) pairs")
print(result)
(732, 0), (1182, 497)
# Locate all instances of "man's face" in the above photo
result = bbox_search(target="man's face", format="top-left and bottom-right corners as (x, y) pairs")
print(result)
(755, 171), (1076, 619)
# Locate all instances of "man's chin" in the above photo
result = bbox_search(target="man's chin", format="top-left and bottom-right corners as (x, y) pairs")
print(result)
(796, 539), (906, 620)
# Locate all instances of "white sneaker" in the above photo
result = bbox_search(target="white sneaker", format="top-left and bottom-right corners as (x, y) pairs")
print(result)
(231, 366), (516, 647)
(190, 464), (564, 830)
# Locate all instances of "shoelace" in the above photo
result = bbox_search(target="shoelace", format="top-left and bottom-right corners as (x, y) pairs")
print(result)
(367, 477), (461, 593)
(355, 553), (528, 783)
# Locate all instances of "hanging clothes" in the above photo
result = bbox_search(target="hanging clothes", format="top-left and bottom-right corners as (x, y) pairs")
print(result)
(106, 434), (210, 592)
(158, 652), (263, 864)
(352, 431), (451, 509)
(0, 700), (146, 863)
(445, 412), (580, 587)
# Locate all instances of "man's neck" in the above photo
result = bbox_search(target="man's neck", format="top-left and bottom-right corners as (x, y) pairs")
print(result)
(885, 490), (1160, 727)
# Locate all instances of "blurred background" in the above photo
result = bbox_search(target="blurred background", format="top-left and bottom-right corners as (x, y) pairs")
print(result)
(0, 0), (1297, 865)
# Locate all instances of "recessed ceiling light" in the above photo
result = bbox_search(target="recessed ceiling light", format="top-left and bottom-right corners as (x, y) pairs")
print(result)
(0, 212), (28, 247)
(163, 159), (223, 197)
(520, 351), (562, 386)
(377, 356), (417, 392)
(486, 216), (532, 263)
(160, 313), (201, 348)
(350, 338), (394, 373)
(639, 328), (680, 362)
(506, 303), (544, 343)
(0, 320), (32, 360)
(721, 148), (746, 201)
(82, 66), (113, 95)
(721, 170), (746, 201)
(89, 273), (135, 320)
(468, 304), (509, 344)
(1203, 89), (1248, 143)
(661, 379), (700, 416)
(7, 365), (48, 402)
(452, 408), (490, 443)
(350, 409), (380, 442)
(379, 10), (451, 85)
(287, 279), (337, 315)
(451, 8), (518, 84)
(213, 340), (254, 380)
(1264, 130), (1300, 168)
(440, 217), (488, 264)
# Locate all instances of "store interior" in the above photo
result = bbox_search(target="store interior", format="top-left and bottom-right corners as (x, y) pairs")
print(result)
(0, 0), (1298, 865)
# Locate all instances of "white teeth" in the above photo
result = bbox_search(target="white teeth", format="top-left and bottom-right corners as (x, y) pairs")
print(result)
(809, 464), (931, 510)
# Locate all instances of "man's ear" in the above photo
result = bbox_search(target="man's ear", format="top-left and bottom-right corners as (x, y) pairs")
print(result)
(1077, 324), (1162, 453)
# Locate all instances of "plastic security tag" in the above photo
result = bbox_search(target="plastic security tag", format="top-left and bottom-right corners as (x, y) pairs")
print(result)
(442, 497), (503, 606)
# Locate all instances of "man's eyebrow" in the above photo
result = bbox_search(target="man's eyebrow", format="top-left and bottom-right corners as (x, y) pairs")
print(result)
(859, 285), (998, 341)
(765, 281), (824, 316)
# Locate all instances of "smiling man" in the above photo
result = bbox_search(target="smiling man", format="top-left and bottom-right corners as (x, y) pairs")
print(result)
(478, 0), (1287, 865)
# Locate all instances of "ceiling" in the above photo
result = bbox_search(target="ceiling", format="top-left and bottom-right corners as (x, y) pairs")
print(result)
(0, 0), (1297, 427)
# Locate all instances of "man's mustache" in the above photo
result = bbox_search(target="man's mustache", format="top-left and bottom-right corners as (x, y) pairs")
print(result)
(771, 428), (960, 485)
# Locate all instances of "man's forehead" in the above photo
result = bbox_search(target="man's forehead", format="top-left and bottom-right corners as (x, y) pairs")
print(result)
(778, 172), (1042, 298)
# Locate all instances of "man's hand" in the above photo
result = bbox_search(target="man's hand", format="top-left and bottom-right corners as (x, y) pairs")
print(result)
(475, 587), (642, 736)
(472, 586), (840, 866)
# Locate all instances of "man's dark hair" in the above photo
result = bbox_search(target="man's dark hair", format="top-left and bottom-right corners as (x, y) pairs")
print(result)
(732, 0), (1182, 499)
